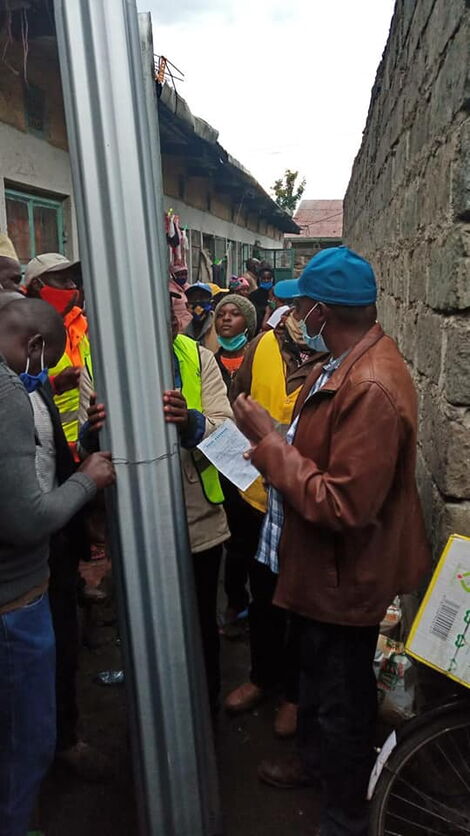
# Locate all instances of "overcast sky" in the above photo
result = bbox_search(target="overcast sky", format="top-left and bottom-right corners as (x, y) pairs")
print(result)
(139, 0), (395, 200)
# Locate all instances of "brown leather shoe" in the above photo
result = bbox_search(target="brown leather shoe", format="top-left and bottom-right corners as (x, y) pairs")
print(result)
(224, 682), (264, 714)
(258, 755), (315, 789)
(274, 701), (298, 738)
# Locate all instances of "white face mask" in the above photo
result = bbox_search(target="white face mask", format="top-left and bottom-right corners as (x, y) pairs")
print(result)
(298, 304), (329, 353)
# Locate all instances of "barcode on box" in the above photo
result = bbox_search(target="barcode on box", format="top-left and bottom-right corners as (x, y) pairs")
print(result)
(430, 598), (460, 641)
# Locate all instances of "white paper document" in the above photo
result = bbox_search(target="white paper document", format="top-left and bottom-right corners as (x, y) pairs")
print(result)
(197, 419), (259, 491)
(267, 304), (290, 329)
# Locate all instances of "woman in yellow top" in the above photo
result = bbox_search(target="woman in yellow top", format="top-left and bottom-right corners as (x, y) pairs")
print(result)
(223, 283), (323, 737)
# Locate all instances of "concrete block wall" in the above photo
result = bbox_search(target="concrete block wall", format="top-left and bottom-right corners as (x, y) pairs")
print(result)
(343, 0), (470, 556)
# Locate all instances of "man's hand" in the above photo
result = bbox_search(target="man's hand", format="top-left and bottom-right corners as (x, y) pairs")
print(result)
(78, 451), (116, 491)
(87, 394), (106, 433)
(163, 390), (189, 429)
(53, 366), (81, 395)
(233, 394), (274, 445)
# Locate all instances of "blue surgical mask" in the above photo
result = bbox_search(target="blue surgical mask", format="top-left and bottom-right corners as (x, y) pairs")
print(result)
(20, 341), (49, 394)
(260, 280), (273, 291)
(299, 304), (329, 353)
(217, 332), (248, 351)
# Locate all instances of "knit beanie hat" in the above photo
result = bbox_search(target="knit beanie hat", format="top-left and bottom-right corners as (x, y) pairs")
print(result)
(214, 294), (257, 338)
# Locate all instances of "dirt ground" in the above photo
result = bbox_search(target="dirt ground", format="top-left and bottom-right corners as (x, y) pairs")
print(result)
(38, 591), (321, 836)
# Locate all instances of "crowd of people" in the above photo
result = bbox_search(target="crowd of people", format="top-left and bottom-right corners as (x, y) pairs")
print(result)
(0, 238), (430, 836)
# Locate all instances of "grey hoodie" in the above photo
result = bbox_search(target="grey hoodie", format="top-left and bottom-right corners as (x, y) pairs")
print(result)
(0, 359), (96, 606)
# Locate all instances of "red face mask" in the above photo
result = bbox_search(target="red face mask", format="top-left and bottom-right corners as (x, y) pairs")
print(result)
(39, 285), (79, 315)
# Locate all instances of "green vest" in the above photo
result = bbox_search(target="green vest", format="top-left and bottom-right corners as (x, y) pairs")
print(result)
(173, 335), (224, 505)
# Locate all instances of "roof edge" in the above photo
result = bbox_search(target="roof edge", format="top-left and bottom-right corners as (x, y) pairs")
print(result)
(159, 83), (300, 234)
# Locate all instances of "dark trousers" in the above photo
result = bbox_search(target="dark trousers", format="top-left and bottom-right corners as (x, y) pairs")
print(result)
(0, 594), (56, 836)
(222, 479), (299, 702)
(249, 560), (299, 702)
(192, 545), (223, 713)
(296, 617), (379, 836)
(48, 534), (80, 752)
(222, 478), (261, 614)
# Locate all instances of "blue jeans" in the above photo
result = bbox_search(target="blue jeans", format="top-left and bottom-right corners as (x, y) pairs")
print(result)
(0, 593), (56, 836)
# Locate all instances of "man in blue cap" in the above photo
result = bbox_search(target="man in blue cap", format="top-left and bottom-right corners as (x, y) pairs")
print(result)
(233, 246), (430, 836)
(184, 282), (219, 353)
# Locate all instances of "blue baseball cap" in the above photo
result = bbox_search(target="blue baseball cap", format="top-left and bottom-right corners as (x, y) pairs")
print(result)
(273, 279), (300, 300)
(185, 282), (212, 297)
(277, 246), (377, 307)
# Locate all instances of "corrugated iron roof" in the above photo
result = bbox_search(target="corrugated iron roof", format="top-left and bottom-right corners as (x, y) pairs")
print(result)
(287, 200), (343, 239)
(159, 84), (300, 235)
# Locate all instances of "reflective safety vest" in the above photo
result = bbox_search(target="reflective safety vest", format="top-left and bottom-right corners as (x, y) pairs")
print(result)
(49, 333), (93, 446)
(242, 329), (301, 513)
(173, 334), (224, 505)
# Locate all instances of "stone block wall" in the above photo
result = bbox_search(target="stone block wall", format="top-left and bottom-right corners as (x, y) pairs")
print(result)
(343, 0), (470, 556)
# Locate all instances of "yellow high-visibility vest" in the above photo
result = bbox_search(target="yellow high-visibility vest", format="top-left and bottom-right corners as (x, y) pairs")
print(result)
(173, 334), (224, 505)
(242, 329), (301, 513)
(49, 333), (93, 445)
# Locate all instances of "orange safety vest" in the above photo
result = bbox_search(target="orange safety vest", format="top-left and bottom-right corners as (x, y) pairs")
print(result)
(49, 308), (93, 451)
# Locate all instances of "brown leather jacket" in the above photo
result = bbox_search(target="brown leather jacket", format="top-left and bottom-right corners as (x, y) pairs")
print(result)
(251, 324), (431, 626)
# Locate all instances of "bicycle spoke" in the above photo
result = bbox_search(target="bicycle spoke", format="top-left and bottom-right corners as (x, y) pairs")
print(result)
(387, 809), (465, 835)
(435, 740), (470, 794)
(387, 791), (470, 833)
(373, 713), (470, 836)
(388, 770), (470, 829)
(446, 729), (470, 788)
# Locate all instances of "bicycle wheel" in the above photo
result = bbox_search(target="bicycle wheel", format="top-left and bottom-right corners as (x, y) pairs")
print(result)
(370, 707), (470, 835)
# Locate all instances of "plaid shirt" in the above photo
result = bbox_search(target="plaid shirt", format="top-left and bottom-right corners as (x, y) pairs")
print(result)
(255, 355), (345, 575)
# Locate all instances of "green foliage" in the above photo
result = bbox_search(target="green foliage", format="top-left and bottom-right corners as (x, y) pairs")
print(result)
(272, 169), (306, 214)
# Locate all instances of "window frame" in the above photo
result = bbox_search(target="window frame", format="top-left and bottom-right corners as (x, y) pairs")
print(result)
(5, 187), (65, 265)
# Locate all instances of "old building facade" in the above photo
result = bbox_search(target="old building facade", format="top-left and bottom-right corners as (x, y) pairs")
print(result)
(0, 3), (296, 277)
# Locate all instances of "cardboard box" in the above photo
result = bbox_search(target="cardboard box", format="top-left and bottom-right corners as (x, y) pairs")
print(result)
(406, 534), (470, 688)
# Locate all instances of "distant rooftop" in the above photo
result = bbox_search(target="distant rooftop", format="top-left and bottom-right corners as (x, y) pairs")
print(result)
(287, 200), (343, 239)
